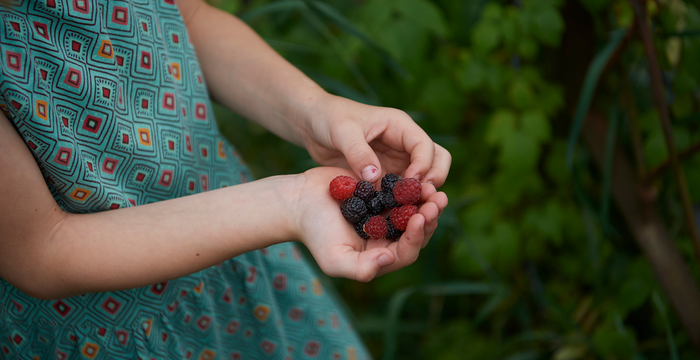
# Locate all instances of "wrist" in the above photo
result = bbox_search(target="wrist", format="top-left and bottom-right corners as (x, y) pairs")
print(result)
(286, 87), (332, 146)
(269, 174), (305, 243)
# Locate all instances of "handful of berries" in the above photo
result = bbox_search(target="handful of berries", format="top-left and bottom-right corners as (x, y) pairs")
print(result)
(329, 173), (422, 240)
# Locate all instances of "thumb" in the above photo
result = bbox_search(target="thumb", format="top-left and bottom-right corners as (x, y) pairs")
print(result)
(347, 247), (396, 282)
(338, 129), (382, 182)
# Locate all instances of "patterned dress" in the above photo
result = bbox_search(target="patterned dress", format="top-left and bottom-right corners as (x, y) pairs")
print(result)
(0, 1), (371, 359)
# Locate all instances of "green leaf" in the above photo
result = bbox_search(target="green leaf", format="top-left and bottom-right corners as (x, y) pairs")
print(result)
(501, 9), (520, 46)
(358, 0), (393, 28)
(521, 110), (551, 142)
(486, 109), (517, 145)
(461, 200), (499, 233)
(592, 323), (636, 358)
(617, 279), (650, 317)
(523, 201), (564, 245)
(457, 59), (485, 91)
(500, 133), (540, 172)
(493, 170), (543, 206)
(490, 222), (519, 270)
(532, 7), (565, 46)
(305, 0), (411, 79)
(518, 37), (539, 59)
(508, 78), (535, 109)
(472, 21), (501, 53)
(481, 2), (504, 21)
(378, 17), (428, 62)
(395, 0), (449, 37)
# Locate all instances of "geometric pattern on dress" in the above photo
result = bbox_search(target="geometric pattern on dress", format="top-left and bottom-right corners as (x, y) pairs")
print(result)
(0, 1), (371, 358)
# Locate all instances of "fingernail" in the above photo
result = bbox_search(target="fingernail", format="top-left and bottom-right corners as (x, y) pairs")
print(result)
(378, 254), (393, 268)
(413, 173), (422, 181)
(362, 165), (379, 182)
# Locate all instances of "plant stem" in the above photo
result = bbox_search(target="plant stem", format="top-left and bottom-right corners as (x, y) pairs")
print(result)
(630, 0), (700, 265)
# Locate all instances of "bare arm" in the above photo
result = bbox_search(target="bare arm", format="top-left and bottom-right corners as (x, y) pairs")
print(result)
(178, 0), (452, 186)
(0, 113), (297, 300)
(1, 112), (447, 299)
(178, 0), (321, 146)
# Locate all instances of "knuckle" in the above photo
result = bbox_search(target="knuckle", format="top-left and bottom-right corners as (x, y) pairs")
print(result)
(356, 271), (374, 283)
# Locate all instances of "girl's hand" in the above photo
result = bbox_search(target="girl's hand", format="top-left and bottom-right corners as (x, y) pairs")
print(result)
(290, 167), (448, 282)
(299, 94), (451, 187)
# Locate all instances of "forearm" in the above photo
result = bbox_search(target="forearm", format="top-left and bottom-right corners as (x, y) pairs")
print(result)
(182, 1), (325, 146)
(24, 175), (298, 300)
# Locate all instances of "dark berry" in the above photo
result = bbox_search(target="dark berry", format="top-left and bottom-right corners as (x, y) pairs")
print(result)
(381, 173), (400, 193)
(366, 191), (386, 215)
(364, 215), (388, 239)
(386, 218), (403, 240)
(393, 178), (422, 205)
(330, 175), (356, 201)
(390, 204), (418, 231)
(354, 215), (371, 239)
(354, 180), (374, 202)
(340, 197), (367, 223)
(382, 191), (400, 209)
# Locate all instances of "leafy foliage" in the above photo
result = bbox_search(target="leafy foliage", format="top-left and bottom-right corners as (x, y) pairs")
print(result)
(208, 0), (700, 358)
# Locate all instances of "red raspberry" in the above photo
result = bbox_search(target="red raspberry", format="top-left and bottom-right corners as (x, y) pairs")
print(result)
(329, 175), (356, 201)
(392, 178), (422, 205)
(389, 204), (418, 231)
(363, 215), (388, 239)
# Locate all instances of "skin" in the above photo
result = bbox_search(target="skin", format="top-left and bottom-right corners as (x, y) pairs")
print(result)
(0, 0), (451, 300)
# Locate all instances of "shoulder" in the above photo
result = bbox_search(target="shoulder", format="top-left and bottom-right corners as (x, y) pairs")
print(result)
(175, 0), (209, 25)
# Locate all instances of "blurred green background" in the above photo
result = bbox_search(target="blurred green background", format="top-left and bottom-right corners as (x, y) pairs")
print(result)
(207, 0), (700, 358)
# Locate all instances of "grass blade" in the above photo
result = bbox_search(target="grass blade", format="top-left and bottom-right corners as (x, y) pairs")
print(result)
(502, 350), (540, 360)
(652, 291), (680, 360)
(601, 103), (620, 228)
(383, 282), (501, 360)
(566, 29), (627, 170)
(300, 9), (381, 104)
(239, 0), (306, 21)
(305, 0), (411, 80)
(473, 288), (510, 328)
(300, 66), (377, 105)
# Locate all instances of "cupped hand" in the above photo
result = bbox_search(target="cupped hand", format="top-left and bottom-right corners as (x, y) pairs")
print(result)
(300, 94), (451, 187)
(291, 167), (448, 282)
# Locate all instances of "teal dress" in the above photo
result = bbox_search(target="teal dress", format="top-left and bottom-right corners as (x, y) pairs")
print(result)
(0, 1), (371, 359)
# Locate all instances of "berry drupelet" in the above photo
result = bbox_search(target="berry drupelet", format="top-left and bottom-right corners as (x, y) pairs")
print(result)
(340, 197), (367, 224)
(393, 178), (422, 205)
(366, 191), (386, 215)
(381, 173), (400, 193)
(354, 180), (375, 202)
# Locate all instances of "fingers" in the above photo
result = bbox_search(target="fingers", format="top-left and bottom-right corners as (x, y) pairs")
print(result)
(335, 126), (382, 183)
(374, 213), (426, 277)
(419, 201), (440, 249)
(318, 245), (395, 283)
(423, 143), (451, 188)
(401, 130), (435, 181)
(386, 115), (448, 187)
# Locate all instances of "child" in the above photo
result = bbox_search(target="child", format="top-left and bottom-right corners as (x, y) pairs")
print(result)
(0, 0), (450, 358)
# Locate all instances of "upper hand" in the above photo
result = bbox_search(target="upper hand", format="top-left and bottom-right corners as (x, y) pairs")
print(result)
(299, 93), (451, 187)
